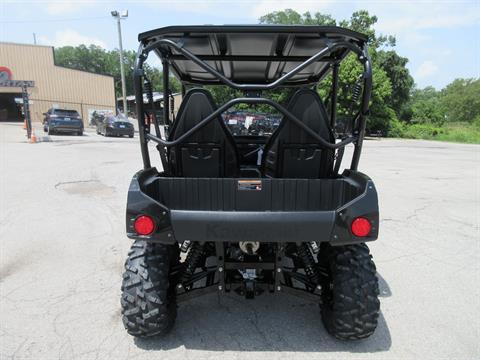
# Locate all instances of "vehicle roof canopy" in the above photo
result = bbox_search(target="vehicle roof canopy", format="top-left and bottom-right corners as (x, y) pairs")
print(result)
(138, 25), (368, 86)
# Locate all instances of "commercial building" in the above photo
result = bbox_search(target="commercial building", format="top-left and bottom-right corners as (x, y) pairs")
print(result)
(0, 42), (116, 124)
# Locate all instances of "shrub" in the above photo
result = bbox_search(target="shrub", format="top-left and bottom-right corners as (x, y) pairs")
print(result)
(388, 117), (405, 137)
(387, 121), (480, 144)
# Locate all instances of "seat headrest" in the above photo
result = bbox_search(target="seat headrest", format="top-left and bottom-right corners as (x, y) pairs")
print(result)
(273, 88), (332, 144)
(169, 88), (221, 142)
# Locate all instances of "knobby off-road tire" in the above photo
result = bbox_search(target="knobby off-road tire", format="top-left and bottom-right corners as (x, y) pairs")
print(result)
(320, 243), (380, 340)
(121, 240), (178, 337)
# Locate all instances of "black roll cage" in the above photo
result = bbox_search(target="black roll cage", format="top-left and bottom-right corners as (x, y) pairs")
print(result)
(133, 33), (372, 172)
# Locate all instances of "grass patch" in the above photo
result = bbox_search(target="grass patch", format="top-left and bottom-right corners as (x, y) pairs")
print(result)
(388, 121), (480, 144)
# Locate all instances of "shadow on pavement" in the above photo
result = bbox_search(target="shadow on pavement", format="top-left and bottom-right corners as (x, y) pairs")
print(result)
(134, 279), (392, 353)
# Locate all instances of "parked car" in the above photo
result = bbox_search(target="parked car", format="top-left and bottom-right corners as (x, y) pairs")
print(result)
(90, 111), (106, 126)
(96, 115), (134, 138)
(224, 118), (247, 135)
(247, 116), (278, 136)
(43, 108), (84, 136)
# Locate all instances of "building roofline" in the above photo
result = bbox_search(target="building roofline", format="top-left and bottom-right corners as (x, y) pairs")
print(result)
(0, 41), (115, 80)
(0, 41), (53, 48)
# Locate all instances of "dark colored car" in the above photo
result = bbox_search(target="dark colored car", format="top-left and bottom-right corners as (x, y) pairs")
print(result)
(96, 115), (134, 138)
(224, 118), (247, 135)
(43, 108), (84, 136)
(90, 111), (106, 126)
(247, 116), (279, 136)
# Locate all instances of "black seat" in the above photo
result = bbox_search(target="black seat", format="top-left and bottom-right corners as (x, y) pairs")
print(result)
(262, 88), (335, 178)
(168, 88), (239, 177)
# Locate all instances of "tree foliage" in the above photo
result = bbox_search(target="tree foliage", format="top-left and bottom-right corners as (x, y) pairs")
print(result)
(441, 78), (480, 123)
(54, 45), (180, 97)
(259, 9), (479, 137)
(260, 8), (404, 133)
(339, 10), (396, 48)
(406, 80), (480, 126)
(259, 9), (336, 26)
(408, 87), (444, 125)
(376, 51), (414, 116)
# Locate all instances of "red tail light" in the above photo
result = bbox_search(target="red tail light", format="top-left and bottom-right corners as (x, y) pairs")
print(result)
(351, 217), (371, 237)
(134, 215), (155, 235)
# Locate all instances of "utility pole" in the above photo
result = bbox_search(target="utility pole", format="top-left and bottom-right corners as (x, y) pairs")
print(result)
(33, 33), (37, 45)
(111, 10), (128, 115)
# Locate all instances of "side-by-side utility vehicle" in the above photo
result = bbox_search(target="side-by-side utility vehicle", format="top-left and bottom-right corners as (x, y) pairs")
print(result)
(121, 25), (380, 341)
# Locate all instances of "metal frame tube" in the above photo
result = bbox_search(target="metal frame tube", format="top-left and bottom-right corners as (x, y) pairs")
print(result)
(162, 58), (170, 127)
(169, 54), (339, 62)
(145, 97), (357, 150)
(143, 39), (363, 91)
(133, 46), (151, 169)
(350, 52), (372, 170)
(330, 62), (339, 129)
(134, 37), (372, 171)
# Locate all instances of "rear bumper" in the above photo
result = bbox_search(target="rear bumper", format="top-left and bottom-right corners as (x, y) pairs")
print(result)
(171, 210), (335, 242)
(125, 169), (379, 245)
(107, 127), (134, 136)
(50, 125), (82, 133)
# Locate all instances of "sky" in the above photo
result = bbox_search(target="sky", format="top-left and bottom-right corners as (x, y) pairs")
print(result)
(1, 0), (479, 89)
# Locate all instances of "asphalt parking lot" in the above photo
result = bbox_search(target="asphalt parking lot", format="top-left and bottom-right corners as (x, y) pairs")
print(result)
(1, 122), (479, 360)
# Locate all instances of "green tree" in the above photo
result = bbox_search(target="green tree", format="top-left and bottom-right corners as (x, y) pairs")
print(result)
(55, 45), (114, 75)
(259, 9), (335, 26)
(258, 9), (412, 134)
(339, 10), (395, 48)
(409, 87), (444, 125)
(441, 78), (480, 123)
(54, 45), (179, 98)
(412, 99), (444, 125)
(376, 50), (414, 116)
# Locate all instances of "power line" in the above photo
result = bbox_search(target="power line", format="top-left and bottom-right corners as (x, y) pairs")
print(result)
(2, 15), (110, 24)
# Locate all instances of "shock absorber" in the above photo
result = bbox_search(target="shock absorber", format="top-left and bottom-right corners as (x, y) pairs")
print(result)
(351, 80), (362, 104)
(181, 242), (204, 285)
(297, 243), (320, 286)
(144, 78), (154, 104)
(143, 78), (154, 129)
(169, 93), (175, 122)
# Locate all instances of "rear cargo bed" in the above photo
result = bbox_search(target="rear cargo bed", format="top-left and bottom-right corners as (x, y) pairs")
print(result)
(126, 169), (379, 245)
(145, 177), (362, 212)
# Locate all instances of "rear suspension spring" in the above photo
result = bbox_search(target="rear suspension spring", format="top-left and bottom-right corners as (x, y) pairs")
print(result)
(181, 242), (204, 284)
(297, 243), (320, 285)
